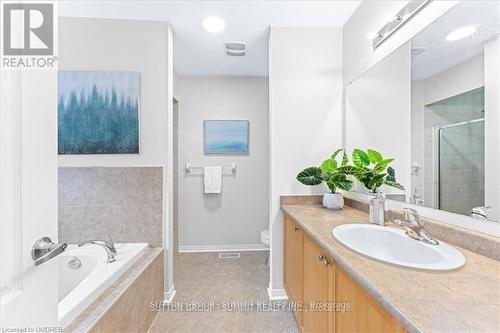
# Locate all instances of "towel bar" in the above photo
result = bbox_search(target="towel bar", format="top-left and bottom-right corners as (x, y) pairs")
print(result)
(185, 163), (236, 174)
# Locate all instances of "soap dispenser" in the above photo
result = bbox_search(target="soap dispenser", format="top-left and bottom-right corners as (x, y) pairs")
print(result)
(369, 191), (385, 226)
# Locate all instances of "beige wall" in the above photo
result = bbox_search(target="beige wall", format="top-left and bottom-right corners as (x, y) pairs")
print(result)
(269, 26), (343, 295)
(174, 76), (269, 250)
(58, 17), (174, 299)
(58, 17), (171, 169)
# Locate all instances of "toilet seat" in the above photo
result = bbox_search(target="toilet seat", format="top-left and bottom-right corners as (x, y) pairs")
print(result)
(260, 229), (270, 246)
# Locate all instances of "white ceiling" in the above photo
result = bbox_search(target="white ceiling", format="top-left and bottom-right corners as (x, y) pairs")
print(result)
(59, 1), (361, 76)
(411, 1), (500, 80)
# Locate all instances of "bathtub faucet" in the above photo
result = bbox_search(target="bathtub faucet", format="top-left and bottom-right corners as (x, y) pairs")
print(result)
(32, 237), (67, 266)
(78, 239), (117, 263)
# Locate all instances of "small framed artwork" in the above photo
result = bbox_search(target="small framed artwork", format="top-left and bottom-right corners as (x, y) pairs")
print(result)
(204, 120), (249, 154)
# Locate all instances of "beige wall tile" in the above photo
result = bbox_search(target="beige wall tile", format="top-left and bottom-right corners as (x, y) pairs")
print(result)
(87, 168), (124, 206)
(59, 167), (163, 244)
(59, 168), (91, 206)
(84, 205), (123, 241)
(58, 206), (84, 244)
(123, 203), (162, 244)
(124, 168), (162, 206)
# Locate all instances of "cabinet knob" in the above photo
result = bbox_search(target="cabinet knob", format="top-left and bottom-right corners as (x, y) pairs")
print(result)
(318, 254), (330, 267)
(293, 226), (299, 231)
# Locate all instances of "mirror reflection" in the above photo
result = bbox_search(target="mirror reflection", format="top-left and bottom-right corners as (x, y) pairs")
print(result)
(410, 1), (499, 220)
(346, 1), (499, 222)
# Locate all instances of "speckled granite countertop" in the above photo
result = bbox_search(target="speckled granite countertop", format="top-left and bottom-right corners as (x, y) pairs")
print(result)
(282, 204), (500, 333)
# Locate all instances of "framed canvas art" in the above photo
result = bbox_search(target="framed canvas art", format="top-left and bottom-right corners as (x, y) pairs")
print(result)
(204, 120), (249, 154)
(58, 71), (140, 154)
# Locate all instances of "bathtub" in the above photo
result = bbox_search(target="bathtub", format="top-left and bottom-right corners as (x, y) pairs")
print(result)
(58, 243), (149, 328)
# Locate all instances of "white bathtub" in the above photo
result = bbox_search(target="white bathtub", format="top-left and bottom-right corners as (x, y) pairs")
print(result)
(58, 243), (149, 328)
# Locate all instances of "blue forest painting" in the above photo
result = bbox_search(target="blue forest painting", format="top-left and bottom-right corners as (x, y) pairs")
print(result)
(204, 120), (249, 154)
(58, 71), (140, 154)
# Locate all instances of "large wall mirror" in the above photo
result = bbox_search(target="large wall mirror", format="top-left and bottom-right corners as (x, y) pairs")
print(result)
(346, 1), (500, 228)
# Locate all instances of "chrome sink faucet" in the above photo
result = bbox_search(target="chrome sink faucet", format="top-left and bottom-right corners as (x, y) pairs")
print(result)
(391, 208), (439, 245)
(79, 239), (117, 263)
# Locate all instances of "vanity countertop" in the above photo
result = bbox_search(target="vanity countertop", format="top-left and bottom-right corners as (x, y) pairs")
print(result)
(281, 204), (500, 333)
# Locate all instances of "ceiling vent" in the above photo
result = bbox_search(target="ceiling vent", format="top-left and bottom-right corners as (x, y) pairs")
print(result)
(411, 48), (427, 58)
(225, 41), (246, 56)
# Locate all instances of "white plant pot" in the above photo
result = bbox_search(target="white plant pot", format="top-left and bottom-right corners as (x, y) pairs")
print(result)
(322, 192), (344, 210)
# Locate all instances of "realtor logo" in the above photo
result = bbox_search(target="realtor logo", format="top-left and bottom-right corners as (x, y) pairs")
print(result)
(3, 3), (54, 56)
(1, 2), (56, 69)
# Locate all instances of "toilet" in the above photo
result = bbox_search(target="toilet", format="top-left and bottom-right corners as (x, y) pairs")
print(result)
(260, 229), (270, 267)
(260, 229), (270, 246)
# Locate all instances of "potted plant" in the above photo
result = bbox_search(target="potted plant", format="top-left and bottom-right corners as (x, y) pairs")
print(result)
(348, 148), (404, 193)
(345, 148), (404, 224)
(296, 149), (353, 209)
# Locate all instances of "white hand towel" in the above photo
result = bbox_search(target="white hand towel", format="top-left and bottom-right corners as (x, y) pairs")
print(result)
(204, 166), (222, 194)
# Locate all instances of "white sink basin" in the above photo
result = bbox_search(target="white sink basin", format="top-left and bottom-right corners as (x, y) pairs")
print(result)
(332, 224), (465, 271)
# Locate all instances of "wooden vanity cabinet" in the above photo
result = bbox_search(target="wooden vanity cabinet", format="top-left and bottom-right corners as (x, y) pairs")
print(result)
(302, 234), (335, 333)
(335, 266), (405, 333)
(283, 213), (406, 333)
(283, 215), (304, 326)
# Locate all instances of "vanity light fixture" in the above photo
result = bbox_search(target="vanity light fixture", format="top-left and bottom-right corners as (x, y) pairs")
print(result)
(446, 25), (477, 41)
(372, 0), (432, 50)
(202, 16), (226, 33)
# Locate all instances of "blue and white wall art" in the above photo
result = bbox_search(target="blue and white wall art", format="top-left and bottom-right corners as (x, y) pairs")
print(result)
(204, 120), (249, 154)
(58, 71), (140, 154)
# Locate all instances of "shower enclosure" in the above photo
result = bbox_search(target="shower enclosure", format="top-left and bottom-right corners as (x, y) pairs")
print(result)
(425, 87), (485, 216)
(435, 118), (485, 215)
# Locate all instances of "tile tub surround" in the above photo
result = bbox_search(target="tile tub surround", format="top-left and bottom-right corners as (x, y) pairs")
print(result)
(58, 167), (163, 246)
(148, 252), (299, 333)
(281, 203), (500, 333)
(65, 248), (163, 333)
(281, 195), (500, 261)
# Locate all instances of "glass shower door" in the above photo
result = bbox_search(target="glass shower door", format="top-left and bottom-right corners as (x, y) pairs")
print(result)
(438, 119), (485, 215)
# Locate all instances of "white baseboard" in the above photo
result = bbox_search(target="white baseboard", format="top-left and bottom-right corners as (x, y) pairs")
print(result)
(178, 243), (269, 253)
(164, 284), (176, 303)
(267, 287), (288, 300)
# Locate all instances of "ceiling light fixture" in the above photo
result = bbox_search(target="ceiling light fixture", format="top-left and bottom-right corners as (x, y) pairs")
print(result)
(202, 16), (225, 33)
(446, 25), (477, 41)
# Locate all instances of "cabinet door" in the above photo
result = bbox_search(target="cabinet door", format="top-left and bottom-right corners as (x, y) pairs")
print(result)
(302, 234), (334, 333)
(283, 215), (303, 325)
(335, 266), (405, 333)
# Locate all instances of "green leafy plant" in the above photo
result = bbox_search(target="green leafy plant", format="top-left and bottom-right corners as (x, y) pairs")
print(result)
(296, 149), (353, 193)
(347, 148), (404, 193)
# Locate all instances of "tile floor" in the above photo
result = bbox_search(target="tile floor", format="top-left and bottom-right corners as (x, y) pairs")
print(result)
(148, 252), (299, 333)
